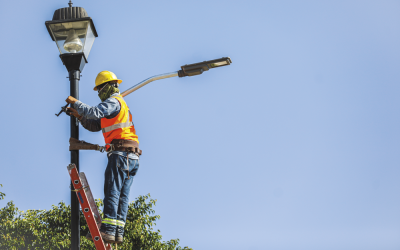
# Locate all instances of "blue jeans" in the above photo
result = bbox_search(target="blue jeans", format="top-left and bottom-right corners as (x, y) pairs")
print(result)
(100, 153), (139, 237)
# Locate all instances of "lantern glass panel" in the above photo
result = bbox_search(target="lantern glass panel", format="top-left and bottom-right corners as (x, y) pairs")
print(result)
(49, 21), (89, 54)
(83, 24), (95, 58)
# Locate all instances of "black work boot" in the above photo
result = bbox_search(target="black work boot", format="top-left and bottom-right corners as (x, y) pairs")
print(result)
(86, 231), (116, 243)
(116, 226), (124, 243)
(115, 235), (123, 243)
(86, 231), (93, 241)
(100, 232), (116, 243)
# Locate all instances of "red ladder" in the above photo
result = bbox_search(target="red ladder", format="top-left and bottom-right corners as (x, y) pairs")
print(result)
(67, 163), (114, 250)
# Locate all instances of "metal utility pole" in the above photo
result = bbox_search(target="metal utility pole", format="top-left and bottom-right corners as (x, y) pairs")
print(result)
(45, 2), (98, 249)
(69, 70), (80, 248)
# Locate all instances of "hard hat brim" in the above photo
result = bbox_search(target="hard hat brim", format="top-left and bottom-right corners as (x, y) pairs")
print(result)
(93, 79), (122, 91)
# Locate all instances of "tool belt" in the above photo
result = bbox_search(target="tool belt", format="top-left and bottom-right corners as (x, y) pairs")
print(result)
(109, 139), (142, 156)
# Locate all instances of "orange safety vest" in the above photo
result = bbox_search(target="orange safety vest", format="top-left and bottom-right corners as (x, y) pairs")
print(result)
(101, 95), (138, 149)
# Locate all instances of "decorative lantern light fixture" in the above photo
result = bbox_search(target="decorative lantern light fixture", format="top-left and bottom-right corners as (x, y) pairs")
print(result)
(45, 2), (98, 71)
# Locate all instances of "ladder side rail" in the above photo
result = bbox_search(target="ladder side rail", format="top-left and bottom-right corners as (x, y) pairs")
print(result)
(80, 173), (114, 250)
(79, 172), (102, 226)
(68, 164), (110, 250)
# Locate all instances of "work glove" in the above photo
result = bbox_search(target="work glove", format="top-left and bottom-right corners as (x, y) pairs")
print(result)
(66, 96), (78, 104)
(66, 107), (82, 120)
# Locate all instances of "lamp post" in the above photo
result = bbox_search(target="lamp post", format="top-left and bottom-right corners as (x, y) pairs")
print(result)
(45, 2), (98, 249)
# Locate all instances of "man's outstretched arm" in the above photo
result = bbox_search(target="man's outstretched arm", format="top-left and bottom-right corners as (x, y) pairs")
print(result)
(66, 94), (121, 132)
(67, 107), (101, 132)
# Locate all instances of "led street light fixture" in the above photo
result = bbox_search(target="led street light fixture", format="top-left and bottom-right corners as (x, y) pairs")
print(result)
(178, 57), (232, 77)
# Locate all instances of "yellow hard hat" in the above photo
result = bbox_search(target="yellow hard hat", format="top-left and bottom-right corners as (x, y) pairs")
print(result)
(94, 71), (123, 91)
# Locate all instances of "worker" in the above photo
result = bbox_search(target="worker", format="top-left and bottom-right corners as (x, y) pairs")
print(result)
(65, 71), (141, 244)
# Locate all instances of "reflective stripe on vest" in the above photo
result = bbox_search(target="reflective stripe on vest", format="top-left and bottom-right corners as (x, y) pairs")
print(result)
(101, 121), (134, 133)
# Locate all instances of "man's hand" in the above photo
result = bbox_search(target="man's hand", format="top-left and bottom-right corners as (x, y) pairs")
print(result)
(66, 96), (78, 104)
(67, 107), (82, 120)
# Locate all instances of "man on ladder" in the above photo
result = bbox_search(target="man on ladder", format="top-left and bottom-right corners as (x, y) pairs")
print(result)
(65, 71), (142, 244)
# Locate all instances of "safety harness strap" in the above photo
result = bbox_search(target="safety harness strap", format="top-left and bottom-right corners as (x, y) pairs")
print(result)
(69, 137), (105, 152)
(102, 121), (133, 133)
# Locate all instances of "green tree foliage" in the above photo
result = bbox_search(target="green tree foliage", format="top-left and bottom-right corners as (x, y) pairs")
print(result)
(0, 185), (192, 250)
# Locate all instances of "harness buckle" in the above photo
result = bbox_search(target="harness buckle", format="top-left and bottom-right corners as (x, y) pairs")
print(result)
(105, 143), (114, 152)
(97, 145), (106, 153)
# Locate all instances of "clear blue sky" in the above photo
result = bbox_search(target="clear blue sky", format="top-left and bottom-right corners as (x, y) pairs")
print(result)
(1, 1), (399, 249)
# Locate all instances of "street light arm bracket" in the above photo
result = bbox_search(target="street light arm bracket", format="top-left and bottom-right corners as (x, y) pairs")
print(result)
(121, 72), (179, 97)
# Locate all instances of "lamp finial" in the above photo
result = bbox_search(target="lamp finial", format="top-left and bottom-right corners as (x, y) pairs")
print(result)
(68, 0), (73, 7)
